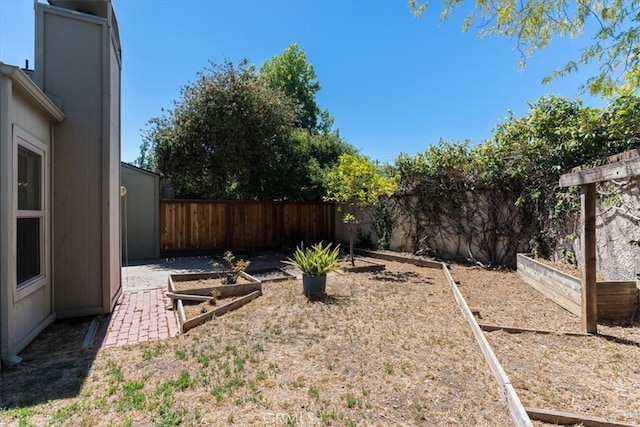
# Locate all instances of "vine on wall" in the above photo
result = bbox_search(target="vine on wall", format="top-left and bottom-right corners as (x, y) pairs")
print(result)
(391, 95), (640, 266)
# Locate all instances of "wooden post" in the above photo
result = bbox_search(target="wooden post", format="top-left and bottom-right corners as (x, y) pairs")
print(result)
(559, 154), (640, 332)
(225, 202), (233, 249)
(581, 183), (597, 334)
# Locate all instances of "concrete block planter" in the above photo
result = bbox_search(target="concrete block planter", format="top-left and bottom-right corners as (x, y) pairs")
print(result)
(517, 254), (638, 321)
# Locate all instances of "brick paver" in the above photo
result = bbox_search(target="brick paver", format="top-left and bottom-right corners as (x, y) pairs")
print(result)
(101, 288), (179, 348)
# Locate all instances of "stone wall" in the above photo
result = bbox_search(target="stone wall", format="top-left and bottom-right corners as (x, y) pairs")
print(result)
(566, 179), (640, 281)
(336, 179), (640, 277)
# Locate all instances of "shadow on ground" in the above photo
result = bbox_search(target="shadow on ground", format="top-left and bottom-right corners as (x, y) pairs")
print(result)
(1, 317), (101, 408)
(307, 294), (351, 306)
(372, 270), (424, 283)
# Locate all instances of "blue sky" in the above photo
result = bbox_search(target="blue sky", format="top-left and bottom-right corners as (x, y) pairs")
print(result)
(1, 0), (605, 164)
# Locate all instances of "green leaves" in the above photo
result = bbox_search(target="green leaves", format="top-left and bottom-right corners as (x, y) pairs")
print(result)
(283, 242), (341, 276)
(409, 0), (640, 97)
(325, 154), (397, 211)
(325, 153), (397, 264)
(260, 43), (331, 134)
(148, 58), (296, 200)
(141, 48), (353, 201)
(393, 93), (640, 263)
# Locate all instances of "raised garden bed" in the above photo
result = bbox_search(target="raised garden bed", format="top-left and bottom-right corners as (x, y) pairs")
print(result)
(168, 271), (259, 295)
(340, 257), (386, 273)
(517, 253), (638, 321)
(354, 248), (443, 268)
(167, 272), (262, 333)
(245, 267), (295, 282)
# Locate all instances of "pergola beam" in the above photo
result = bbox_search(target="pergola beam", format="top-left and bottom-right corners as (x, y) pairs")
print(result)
(559, 156), (640, 187)
(559, 154), (640, 334)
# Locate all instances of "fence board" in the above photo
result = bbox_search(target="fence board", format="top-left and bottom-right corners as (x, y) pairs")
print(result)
(160, 200), (335, 255)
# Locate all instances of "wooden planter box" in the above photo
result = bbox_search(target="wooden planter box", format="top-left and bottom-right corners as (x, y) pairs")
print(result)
(168, 271), (260, 295)
(167, 272), (262, 333)
(517, 254), (638, 321)
(246, 267), (295, 283)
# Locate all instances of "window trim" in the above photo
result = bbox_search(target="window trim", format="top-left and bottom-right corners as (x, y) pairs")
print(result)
(13, 126), (48, 302)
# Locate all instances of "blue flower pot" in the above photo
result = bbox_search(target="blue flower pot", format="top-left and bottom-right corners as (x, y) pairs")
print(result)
(302, 274), (327, 298)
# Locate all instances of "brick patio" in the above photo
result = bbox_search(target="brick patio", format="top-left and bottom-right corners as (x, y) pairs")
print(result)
(101, 288), (179, 348)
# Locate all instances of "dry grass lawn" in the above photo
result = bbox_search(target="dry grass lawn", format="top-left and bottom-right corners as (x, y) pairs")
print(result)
(1, 261), (512, 426)
(4, 258), (638, 426)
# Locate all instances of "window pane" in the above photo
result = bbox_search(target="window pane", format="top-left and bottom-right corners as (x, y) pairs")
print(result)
(18, 145), (41, 210)
(17, 217), (40, 285)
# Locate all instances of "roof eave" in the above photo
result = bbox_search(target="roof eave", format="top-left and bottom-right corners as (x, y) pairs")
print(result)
(0, 62), (65, 122)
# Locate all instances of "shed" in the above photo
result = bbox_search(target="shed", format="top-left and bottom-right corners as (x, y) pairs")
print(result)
(0, 63), (65, 363)
(121, 162), (160, 261)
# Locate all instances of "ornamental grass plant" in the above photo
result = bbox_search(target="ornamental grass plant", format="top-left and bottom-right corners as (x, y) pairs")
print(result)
(284, 242), (341, 276)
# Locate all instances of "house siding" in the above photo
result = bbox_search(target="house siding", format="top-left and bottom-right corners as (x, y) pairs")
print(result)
(106, 37), (122, 308)
(12, 93), (50, 143)
(36, 4), (121, 318)
(0, 68), (61, 360)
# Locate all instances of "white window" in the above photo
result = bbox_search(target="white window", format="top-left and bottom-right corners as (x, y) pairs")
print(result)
(15, 128), (47, 294)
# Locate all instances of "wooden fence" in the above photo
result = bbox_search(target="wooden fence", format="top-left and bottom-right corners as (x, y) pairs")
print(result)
(159, 200), (335, 256)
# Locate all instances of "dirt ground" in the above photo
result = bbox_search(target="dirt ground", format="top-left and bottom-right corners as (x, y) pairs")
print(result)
(1, 256), (638, 426)
(453, 265), (640, 425)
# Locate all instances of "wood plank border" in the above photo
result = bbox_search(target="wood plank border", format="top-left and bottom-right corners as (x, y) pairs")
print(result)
(168, 271), (261, 296)
(245, 267), (296, 283)
(559, 156), (640, 187)
(340, 258), (386, 273)
(442, 263), (533, 426)
(355, 249), (443, 268)
(526, 407), (639, 427)
(478, 323), (590, 337)
(165, 292), (214, 302)
(517, 254), (639, 321)
(180, 290), (262, 333)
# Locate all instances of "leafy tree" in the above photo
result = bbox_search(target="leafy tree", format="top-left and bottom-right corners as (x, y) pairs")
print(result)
(408, 0), (640, 96)
(145, 59), (296, 199)
(133, 137), (156, 171)
(142, 51), (353, 201)
(325, 154), (397, 265)
(273, 129), (356, 201)
(261, 43), (334, 133)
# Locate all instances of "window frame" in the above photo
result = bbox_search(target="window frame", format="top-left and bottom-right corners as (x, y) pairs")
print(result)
(13, 126), (48, 301)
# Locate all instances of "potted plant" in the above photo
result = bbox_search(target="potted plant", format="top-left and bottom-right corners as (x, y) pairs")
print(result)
(284, 242), (341, 298)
